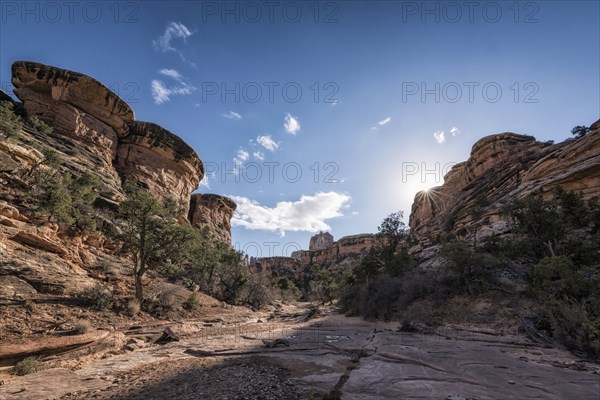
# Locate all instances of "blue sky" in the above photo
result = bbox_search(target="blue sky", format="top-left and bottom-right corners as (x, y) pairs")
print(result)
(1, 1), (599, 256)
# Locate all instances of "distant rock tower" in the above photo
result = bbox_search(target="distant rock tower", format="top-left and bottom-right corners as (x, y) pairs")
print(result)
(309, 231), (334, 251)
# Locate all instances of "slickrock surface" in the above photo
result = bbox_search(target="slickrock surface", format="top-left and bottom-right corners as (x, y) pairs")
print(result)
(1, 311), (597, 400)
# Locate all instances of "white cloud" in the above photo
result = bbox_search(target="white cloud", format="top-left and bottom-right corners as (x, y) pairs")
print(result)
(151, 79), (194, 104)
(450, 126), (461, 136)
(151, 68), (195, 104)
(434, 130), (446, 144)
(159, 68), (183, 81)
(253, 151), (265, 161)
(233, 148), (249, 168)
(256, 135), (279, 152)
(223, 111), (242, 120)
(153, 22), (193, 53)
(378, 117), (392, 126)
(231, 192), (351, 235)
(284, 113), (301, 135)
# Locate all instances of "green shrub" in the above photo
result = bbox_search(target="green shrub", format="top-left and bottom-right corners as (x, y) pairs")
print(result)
(127, 300), (141, 316)
(95, 259), (116, 275)
(241, 272), (274, 309)
(38, 172), (99, 232)
(11, 356), (43, 376)
(441, 242), (501, 295)
(73, 319), (92, 334)
(142, 298), (172, 318)
(531, 256), (576, 298)
(546, 299), (600, 360)
(183, 293), (201, 310)
(77, 284), (113, 310)
(28, 115), (53, 134)
(0, 101), (22, 139)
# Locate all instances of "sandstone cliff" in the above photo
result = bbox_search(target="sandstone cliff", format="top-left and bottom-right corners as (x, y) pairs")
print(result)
(189, 194), (237, 243)
(253, 233), (376, 276)
(0, 61), (237, 300)
(7, 61), (235, 222)
(409, 119), (600, 247)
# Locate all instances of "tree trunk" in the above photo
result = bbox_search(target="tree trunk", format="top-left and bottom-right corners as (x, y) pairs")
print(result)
(545, 241), (556, 257)
(135, 273), (143, 303)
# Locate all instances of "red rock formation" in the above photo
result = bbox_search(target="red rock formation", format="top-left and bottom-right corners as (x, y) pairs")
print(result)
(10, 61), (206, 217)
(255, 233), (376, 275)
(12, 61), (134, 136)
(409, 120), (600, 244)
(189, 194), (237, 243)
(309, 232), (334, 251)
(118, 122), (204, 215)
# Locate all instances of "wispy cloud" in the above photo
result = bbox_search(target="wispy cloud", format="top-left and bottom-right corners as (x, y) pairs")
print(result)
(256, 135), (279, 152)
(233, 148), (249, 168)
(450, 126), (461, 136)
(371, 116), (392, 131)
(153, 22), (193, 53)
(223, 111), (242, 120)
(434, 130), (446, 144)
(284, 113), (301, 135)
(231, 192), (351, 235)
(151, 69), (195, 104)
(378, 117), (392, 126)
(159, 68), (183, 81)
(253, 151), (265, 161)
(151, 80), (194, 104)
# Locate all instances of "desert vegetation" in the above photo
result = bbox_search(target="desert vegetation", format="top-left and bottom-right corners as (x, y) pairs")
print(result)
(329, 188), (600, 360)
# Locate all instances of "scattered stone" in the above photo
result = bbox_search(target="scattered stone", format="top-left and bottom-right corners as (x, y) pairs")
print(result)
(154, 327), (180, 344)
(262, 338), (290, 348)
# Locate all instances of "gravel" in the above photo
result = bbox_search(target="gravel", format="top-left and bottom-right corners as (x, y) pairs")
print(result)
(59, 357), (306, 400)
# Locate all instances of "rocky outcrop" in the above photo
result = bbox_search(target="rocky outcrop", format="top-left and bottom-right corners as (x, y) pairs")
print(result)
(254, 233), (376, 275)
(309, 231), (334, 251)
(251, 257), (301, 278)
(409, 120), (600, 245)
(189, 194), (236, 243)
(9, 61), (206, 216)
(0, 60), (233, 300)
(12, 61), (134, 136)
(118, 122), (204, 215)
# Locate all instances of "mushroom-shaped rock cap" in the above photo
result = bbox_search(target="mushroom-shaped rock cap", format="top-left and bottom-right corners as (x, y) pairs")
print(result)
(11, 61), (134, 136)
(123, 121), (204, 179)
(190, 193), (237, 211)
